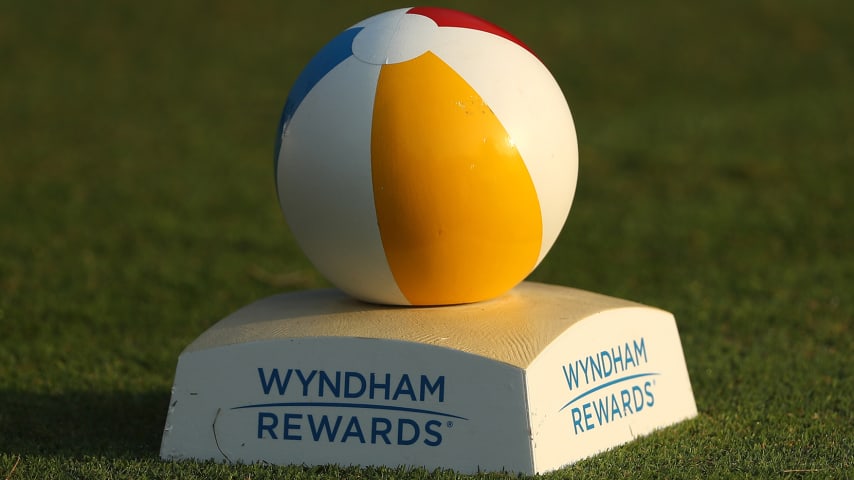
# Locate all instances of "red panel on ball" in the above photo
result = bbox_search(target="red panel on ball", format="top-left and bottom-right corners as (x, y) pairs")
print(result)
(406, 6), (536, 57)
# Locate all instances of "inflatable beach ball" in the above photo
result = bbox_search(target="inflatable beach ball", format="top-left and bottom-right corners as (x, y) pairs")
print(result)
(275, 7), (578, 306)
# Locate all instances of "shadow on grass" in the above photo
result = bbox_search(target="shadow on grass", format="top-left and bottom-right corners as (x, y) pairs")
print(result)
(0, 389), (171, 457)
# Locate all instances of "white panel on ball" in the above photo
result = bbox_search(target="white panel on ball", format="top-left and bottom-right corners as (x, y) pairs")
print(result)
(277, 56), (407, 305)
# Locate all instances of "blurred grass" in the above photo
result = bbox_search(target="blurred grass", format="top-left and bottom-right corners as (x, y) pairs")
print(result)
(1, 0), (852, 478)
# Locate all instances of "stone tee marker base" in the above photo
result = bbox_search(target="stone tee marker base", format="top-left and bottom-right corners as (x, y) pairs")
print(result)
(161, 281), (697, 474)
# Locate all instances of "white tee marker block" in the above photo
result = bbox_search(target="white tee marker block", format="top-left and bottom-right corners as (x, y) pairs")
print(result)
(160, 282), (697, 474)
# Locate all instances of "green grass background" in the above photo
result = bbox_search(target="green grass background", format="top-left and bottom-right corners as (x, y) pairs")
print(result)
(1, 0), (851, 478)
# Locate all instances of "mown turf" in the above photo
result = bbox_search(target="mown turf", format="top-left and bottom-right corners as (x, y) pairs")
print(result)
(1, 0), (852, 478)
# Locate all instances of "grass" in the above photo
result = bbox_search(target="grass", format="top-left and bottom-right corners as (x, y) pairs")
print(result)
(1, 0), (852, 478)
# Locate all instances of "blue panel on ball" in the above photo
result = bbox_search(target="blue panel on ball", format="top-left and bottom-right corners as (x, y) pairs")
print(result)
(274, 27), (362, 177)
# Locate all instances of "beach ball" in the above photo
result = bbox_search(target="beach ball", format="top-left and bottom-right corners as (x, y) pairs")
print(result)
(275, 7), (578, 306)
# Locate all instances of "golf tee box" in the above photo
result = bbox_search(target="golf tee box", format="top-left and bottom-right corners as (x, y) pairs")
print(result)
(160, 282), (697, 474)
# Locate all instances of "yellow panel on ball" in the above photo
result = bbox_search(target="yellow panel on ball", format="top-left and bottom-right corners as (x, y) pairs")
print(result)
(371, 51), (543, 305)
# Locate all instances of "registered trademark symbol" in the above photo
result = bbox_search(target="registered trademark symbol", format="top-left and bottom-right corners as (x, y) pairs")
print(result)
(447, 421), (454, 428)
